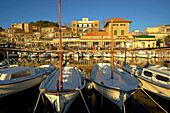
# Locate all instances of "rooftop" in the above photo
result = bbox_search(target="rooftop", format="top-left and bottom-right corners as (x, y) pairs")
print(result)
(83, 31), (109, 36)
(104, 18), (132, 27)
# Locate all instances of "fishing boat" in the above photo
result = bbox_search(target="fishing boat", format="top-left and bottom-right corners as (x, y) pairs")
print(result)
(0, 65), (55, 98)
(91, 63), (141, 110)
(134, 65), (170, 100)
(39, 66), (86, 113)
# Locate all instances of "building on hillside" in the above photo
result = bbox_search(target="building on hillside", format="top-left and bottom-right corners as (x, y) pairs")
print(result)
(5, 28), (24, 34)
(54, 26), (72, 38)
(11, 22), (33, 32)
(41, 26), (58, 38)
(143, 25), (170, 47)
(72, 18), (99, 37)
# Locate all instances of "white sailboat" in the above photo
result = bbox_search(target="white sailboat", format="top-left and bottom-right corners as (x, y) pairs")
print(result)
(91, 63), (141, 109)
(39, 66), (86, 113)
(39, 1), (86, 112)
(91, 17), (140, 110)
(0, 65), (55, 98)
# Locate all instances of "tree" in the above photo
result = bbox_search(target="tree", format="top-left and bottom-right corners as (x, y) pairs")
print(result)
(165, 35), (170, 43)
(101, 17), (110, 28)
(30, 20), (59, 27)
(0, 27), (4, 32)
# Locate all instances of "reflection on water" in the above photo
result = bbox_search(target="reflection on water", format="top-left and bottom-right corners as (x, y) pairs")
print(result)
(0, 55), (169, 113)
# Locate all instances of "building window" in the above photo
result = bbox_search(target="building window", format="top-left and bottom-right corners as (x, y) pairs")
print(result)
(87, 24), (89, 27)
(63, 33), (65, 36)
(77, 24), (79, 27)
(124, 24), (126, 26)
(95, 24), (97, 26)
(82, 24), (84, 27)
(121, 30), (124, 35)
(56, 33), (58, 36)
(113, 24), (119, 26)
(73, 24), (75, 27)
(73, 29), (76, 31)
(114, 30), (117, 35)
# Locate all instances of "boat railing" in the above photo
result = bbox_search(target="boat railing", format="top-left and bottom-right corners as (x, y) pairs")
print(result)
(43, 69), (59, 90)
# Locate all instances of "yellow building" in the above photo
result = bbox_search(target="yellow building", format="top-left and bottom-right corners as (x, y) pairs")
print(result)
(143, 25), (170, 47)
(104, 18), (132, 39)
(72, 18), (99, 37)
(11, 22), (33, 33)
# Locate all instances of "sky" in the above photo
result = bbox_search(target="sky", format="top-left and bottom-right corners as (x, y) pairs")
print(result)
(0, 0), (170, 31)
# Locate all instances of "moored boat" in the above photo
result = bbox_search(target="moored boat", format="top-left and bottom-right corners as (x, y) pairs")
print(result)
(134, 65), (170, 100)
(0, 65), (55, 98)
(91, 63), (141, 110)
(39, 66), (86, 113)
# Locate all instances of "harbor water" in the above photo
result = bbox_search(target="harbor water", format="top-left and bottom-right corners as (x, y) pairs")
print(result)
(0, 54), (169, 113)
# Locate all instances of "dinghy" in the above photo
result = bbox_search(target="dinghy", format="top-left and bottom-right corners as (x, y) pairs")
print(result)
(39, 66), (86, 113)
(0, 65), (55, 98)
(91, 63), (141, 110)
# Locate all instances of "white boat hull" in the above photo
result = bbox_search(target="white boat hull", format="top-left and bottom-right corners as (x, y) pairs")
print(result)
(0, 76), (43, 98)
(93, 81), (129, 109)
(45, 91), (79, 113)
(137, 77), (170, 100)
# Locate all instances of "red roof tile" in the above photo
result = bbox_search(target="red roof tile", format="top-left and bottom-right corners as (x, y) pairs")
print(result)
(83, 31), (109, 36)
(104, 18), (132, 27)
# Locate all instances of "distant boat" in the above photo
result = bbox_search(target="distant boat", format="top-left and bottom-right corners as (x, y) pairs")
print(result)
(136, 51), (151, 59)
(103, 53), (111, 58)
(30, 53), (38, 58)
(0, 61), (7, 69)
(133, 65), (170, 100)
(0, 65), (55, 98)
(94, 53), (102, 58)
(51, 53), (59, 58)
(39, 53), (51, 58)
(39, 66), (86, 113)
(91, 63), (141, 110)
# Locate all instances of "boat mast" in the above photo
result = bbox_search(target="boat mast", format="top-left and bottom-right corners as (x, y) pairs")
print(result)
(58, 0), (63, 89)
(111, 17), (114, 79)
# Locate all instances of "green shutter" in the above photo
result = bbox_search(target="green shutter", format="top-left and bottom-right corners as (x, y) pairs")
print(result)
(114, 30), (117, 35)
(77, 24), (79, 27)
(95, 24), (97, 26)
(124, 24), (126, 26)
(87, 24), (89, 27)
(117, 24), (119, 26)
(121, 30), (124, 35)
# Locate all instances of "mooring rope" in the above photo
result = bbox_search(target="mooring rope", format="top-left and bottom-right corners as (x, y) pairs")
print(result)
(78, 88), (90, 113)
(33, 89), (45, 113)
(141, 88), (168, 113)
(76, 69), (90, 113)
